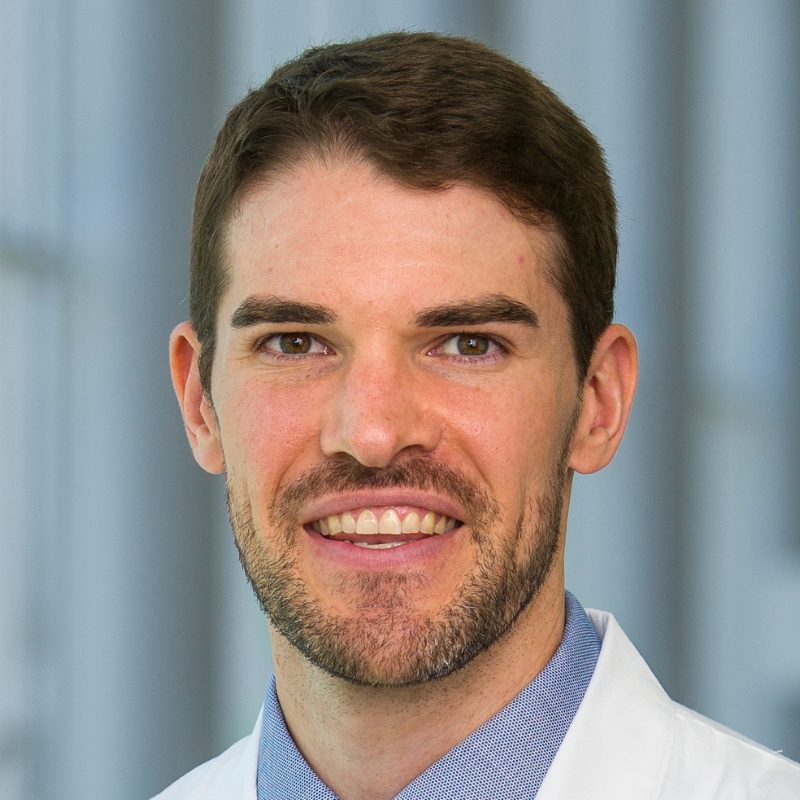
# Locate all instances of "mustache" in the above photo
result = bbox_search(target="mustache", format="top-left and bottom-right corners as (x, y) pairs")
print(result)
(269, 457), (498, 532)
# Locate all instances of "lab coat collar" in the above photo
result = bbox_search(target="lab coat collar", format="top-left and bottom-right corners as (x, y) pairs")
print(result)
(536, 609), (675, 800)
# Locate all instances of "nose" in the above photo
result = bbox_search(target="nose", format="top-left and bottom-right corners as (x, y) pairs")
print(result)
(319, 348), (442, 467)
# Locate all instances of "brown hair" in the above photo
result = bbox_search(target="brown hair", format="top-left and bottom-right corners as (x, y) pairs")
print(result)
(190, 31), (617, 391)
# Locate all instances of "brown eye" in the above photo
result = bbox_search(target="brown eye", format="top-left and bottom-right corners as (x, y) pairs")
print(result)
(261, 332), (330, 359)
(278, 333), (313, 354)
(433, 333), (502, 360)
(456, 335), (490, 356)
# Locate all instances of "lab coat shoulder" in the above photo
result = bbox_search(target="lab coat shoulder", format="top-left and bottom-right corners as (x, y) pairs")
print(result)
(150, 709), (260, 800)
(537, 609), (800, 800)
(662, 703), (800, 799)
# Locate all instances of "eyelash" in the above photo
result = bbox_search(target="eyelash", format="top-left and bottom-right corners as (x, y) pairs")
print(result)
(428, 333), (508, 364)
(256, 332), (332, 361)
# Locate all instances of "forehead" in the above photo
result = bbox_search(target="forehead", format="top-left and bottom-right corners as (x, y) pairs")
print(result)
(222, 160), (565, 324)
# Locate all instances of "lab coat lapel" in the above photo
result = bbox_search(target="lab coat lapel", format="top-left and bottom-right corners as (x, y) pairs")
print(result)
(535, 610), (675, 800)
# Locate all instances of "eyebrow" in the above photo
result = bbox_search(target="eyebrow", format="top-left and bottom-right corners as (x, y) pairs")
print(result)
(229, 293), (538, 330)
(413, 295), (539, 329)
(230, 296), (337, 328)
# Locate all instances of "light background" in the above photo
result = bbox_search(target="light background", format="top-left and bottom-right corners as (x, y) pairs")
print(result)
(1, 1), (799, 798)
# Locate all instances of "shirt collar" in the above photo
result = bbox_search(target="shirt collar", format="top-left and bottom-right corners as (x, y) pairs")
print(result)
(257, 591), (600, 799)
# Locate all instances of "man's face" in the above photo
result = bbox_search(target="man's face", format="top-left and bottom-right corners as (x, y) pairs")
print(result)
(209, 160), (581, 686)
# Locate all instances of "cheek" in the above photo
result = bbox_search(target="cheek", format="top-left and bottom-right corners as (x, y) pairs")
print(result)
(218, 378), (326, 490)
(436, 377), (571, 492)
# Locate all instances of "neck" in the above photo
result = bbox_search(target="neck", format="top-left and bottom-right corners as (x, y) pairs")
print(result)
(270, 574), (565, 800)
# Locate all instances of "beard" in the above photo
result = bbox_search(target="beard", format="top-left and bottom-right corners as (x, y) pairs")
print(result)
(228, 451), (569, 688)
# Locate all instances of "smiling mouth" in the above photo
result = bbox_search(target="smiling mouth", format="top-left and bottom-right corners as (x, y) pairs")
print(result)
(307, 507), (464, 549)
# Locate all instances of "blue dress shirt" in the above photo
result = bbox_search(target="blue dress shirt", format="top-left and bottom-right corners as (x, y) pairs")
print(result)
(257, 591), (600, 799)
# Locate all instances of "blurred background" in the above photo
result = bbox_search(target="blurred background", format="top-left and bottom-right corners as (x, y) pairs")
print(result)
(1, 0), (800, 797)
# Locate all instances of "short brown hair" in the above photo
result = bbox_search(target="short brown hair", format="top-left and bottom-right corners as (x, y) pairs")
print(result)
(190, 31), (617, 391)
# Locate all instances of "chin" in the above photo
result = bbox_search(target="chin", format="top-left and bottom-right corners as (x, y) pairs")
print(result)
(242, 521), (560, 687)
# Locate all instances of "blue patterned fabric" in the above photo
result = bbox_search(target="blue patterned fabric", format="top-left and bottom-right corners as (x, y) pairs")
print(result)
(257, 591), (600, 799)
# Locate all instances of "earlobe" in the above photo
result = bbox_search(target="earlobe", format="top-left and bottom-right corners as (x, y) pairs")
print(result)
(169, 321), (226, 474)
(568, 324), (638, 475)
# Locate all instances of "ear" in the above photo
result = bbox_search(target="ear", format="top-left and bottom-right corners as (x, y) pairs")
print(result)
(568, 323), (638, 474)
(169, 321), (225, 474)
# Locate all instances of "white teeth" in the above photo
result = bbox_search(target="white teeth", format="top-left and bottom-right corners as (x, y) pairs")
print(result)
(356, 509), (379, 534)
(420, 511), (436, 534)
(401, 511), (421, 533)
(327, 515), (342, 534)
(314, 509), (461, 537)
(379, 508), (402, 535)
(352, 541), (407, 549)
(341, 511), (357, 533)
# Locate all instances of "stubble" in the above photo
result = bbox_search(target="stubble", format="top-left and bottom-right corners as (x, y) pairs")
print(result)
(227, 448), (569, 687)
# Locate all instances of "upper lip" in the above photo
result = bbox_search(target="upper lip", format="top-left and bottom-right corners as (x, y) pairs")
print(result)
(300, 490), (468, 525)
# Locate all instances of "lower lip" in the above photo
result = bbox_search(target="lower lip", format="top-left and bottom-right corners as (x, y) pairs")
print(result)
(306, 527), (461, 569)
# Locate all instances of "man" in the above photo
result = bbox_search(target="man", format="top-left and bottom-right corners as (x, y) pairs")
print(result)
(159, 31), (800, 799)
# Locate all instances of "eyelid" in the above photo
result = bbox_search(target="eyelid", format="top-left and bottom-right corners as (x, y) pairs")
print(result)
(429, 332), (509, 359)
(257, 331), (333, 357)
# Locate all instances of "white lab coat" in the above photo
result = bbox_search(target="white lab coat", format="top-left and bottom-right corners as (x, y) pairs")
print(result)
(153, 609), (800, 799)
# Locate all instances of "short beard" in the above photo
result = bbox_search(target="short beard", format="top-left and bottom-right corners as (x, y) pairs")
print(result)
(228, 450), (569, 687)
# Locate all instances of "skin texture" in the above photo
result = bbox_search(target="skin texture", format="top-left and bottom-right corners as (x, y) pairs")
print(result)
(171, 159), (638, 800)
